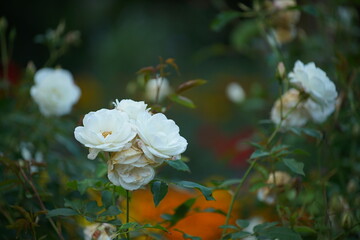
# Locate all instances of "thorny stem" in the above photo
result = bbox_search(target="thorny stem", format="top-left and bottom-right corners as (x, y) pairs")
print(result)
(18, 166), (65, 240)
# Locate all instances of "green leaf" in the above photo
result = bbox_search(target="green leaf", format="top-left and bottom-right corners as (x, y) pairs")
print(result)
(176, 79), (207, 94)
(175, 181), (215, 201)
(250, 149), (270, 159)
(294, 226), (317, 235)
(302, 128), (322, 140)
(230, 20), (259, 51)
(77, 179), (98, 194)
(198, 207), (226, 216)
(217, 178), (241, 189)
(120, 222), (140, 230)
(236, 219), (250, 228)
(211, 11), (241, 32)
(101, 190), (112, 208)
(283, 158), (305, 176)
(47, 208), (78, 218)
(64, 199), (83, 212)
(258, 227), (302, 240)
(219, 224), (239, 230)
(230, 231), (252, 239)
(151, 180), (168, 207)
(168, 94), (196, 109)
(174, 229), (202, 240)
(166, 159), (190, 172)
(253, 222), (278, 232)
(85, 201), (102, 214)
(142, 223), (168, 232)
(161, 198), (196, 226)
(99, 205), (121, 217)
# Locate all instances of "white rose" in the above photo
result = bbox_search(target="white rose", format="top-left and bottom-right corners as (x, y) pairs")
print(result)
(83, 223), (116, 240)
(74, 109), (136, 159)
(304, 99), (336, 123)
(30, 68), (81, 116)
(108, 162), (155, 191)
(271, 89), (309, 128)
(113, 99), (148, 120)
(110, 145), (158, 167)
(226, 82), (246, 104)
(145, 77), (171, 102)
(289, 61), (338, 106)
(135, 111), (188, 159)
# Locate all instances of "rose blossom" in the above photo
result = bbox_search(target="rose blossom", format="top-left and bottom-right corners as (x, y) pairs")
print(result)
(110, 145), (158, 167)
(145, 77), (171, 102)
(270, 88), (309, 128)
(108, 162), (155, 191)
(257, 171), (292, 204)
(83, 223), (116, 240)
(135, 111), (188, 160)
(30, 68), (81, 116)
(113, 99), (148, 120)
(304, 99), (336, 123)
(74, 109), (136, 159)
(289, 61), (338, 106)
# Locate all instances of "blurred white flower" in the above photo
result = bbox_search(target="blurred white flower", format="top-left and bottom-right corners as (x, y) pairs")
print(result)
(304, 99), (336, 123)
(20, 143), (43, 174)
(83, 223), (116, 240)
(267, 0), (300, 44)
(30, 68), (81, 116)
(243, 217), (264, 240)
(135, 111), (187, 160)
(271, 89), (308, 128)
(74, 109), (136, 159)
(113, 99), (148, 120)
(257, 171), (292, 205)
(108, 162), (155, 191)
(289, 61), (338, 106)
(226, 82), (246, 104)
(145, 77), (171, 102)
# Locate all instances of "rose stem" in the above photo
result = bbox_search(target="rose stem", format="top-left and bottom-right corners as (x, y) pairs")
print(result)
(126, 190), (130, 240)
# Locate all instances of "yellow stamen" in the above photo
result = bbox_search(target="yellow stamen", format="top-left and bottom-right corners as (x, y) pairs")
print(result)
(102, 131), (112, 138)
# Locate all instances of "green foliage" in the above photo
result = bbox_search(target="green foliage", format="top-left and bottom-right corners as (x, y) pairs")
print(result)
(283, 158), (305, 176)
(168, 94), (196, 109)
(165, 159), (191, 172)
(174, 181), (215, 201)
(151, 180), (168, 207)
(211, 11), (241, 32)
(161, 198), (196, 227)
(174, 228), (202, 240)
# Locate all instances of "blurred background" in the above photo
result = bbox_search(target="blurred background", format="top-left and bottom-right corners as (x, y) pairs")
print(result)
(1, 0), (359, 181)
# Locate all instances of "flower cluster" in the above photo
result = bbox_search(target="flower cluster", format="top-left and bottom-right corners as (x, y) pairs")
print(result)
(271, 61), (338, 128)
(31, 68), (81, 116)
(74, 99), (187, 190)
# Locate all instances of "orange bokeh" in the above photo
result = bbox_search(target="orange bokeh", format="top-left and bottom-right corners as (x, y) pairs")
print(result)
(128, 187), (240, 240)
